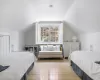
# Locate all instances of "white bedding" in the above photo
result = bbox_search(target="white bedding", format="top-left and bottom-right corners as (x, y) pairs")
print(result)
(70, 51), (100, 80)
(0, 52), (34, 80)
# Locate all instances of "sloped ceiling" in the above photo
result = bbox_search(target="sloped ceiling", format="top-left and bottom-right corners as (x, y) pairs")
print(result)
(0, 0), (74, 31)
(0, 0), (100, 34)
(64, 0), (100, 34)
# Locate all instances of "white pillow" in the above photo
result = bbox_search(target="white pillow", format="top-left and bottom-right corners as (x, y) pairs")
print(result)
(56, 45), (60, 51)
(47, 45), (53, 51)
(43, 45), (48, 51)
(53, 46), (56, 51)
(40, 45), (44, 51)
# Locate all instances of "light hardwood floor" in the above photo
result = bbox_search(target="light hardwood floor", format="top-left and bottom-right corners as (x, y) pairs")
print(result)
(27, 59), (81, 80)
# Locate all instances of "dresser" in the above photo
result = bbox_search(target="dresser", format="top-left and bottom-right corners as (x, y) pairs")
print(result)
(63, 42), (80, 58)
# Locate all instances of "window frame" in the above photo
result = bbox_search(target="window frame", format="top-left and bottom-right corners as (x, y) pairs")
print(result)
(36, 21), (63, 44)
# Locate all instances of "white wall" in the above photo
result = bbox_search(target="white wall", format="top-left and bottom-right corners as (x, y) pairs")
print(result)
(24, 23), (35, 46)
(79, 32), (100, 52)
(18, 31), (25, 51)
(63, 22), (78, 42)
(64, 0), (100, 33)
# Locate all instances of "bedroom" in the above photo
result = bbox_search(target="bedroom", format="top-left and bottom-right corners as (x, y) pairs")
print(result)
(0, 0), (100, 80)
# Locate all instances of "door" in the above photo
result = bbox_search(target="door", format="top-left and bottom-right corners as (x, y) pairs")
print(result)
(0, 35), (10, 55)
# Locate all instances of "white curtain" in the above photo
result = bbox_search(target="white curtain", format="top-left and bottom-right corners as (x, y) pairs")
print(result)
(0, 36), (10, 56)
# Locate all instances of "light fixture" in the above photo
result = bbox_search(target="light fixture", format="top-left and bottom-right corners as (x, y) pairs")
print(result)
(49, 0), (53, 8)
(49, 5), (53, 8)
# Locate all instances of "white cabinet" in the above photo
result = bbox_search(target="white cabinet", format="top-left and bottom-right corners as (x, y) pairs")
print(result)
(63, 42), (80, 58)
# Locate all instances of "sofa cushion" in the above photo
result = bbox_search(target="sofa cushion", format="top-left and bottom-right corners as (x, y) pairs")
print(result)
(47, 45), (53, 51)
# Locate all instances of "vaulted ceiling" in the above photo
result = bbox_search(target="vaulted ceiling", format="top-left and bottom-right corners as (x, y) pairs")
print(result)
(0, 0), (100, 34)
(64, 0), (100, 34)
(0, 0), (74, 31)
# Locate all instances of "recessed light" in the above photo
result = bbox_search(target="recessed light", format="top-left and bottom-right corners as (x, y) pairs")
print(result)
(49, 5), (53, 8)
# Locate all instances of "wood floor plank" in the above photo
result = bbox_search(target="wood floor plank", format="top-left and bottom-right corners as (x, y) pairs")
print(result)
(27, 60), (80, 80)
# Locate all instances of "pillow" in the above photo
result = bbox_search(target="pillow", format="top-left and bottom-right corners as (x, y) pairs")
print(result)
(56, 45), (60, 51)
(40, 45), (44, 51)
(0, 65), (9, 72)
(52, 46), (56, 51)
(43, 45), (48, 51)
(47, 45), (53, 51)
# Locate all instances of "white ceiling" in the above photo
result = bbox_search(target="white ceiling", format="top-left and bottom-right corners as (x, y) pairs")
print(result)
(0, 0), (74, 31)
(64, 0), (100, 34)
(1, 0), (100, 34)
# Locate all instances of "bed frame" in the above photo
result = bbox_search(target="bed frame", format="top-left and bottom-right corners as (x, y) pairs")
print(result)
(71, 61), (93, 80)
(21, 62), (34, 80)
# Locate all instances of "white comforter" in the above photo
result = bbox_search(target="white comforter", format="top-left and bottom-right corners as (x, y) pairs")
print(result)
(0, 52), (34, 80)
(70, 51), (100, 80)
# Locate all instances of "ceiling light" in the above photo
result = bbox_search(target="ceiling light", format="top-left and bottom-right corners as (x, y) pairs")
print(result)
(49, 5), (53, 8)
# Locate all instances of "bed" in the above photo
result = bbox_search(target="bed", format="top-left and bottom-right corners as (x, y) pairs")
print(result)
(70, 51), (100, 80)
(0, 52), (34, 80)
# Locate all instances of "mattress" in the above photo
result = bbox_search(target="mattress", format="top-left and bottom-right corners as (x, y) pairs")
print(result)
(0, 52), (34, 80)
(70, 51), (100, 80)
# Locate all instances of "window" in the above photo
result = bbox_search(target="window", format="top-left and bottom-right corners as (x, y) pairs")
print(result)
(36, 21), (63, 44)
(41, 26), (59, 42)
